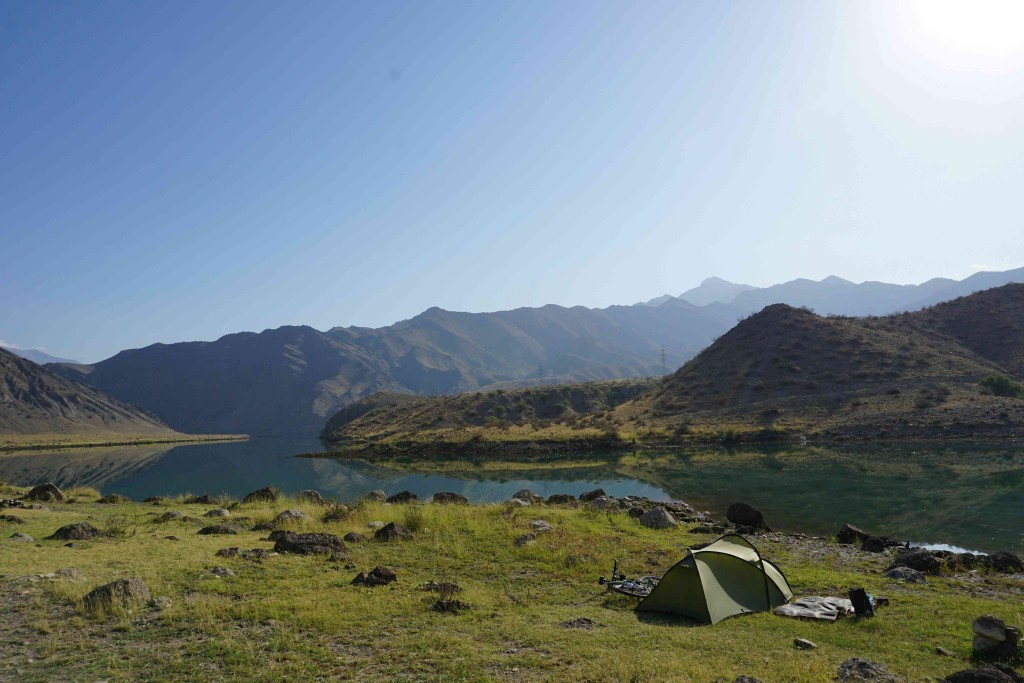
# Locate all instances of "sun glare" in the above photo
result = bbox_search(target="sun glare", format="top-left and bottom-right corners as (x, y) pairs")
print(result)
(907, 0), (1024, 60)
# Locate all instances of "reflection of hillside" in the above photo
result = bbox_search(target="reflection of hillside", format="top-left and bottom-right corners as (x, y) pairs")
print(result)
(0, 444), (175, 490)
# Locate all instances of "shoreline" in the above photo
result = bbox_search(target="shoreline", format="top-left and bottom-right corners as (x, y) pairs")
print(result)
(0, 433), (249, 454)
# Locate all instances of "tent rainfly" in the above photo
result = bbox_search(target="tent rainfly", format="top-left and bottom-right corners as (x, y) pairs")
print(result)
(637, 534), (793, 624)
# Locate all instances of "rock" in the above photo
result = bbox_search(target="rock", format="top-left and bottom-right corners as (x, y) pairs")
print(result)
(531, 520), (553, 532)
(579, 488), (606, 503)
(506, 498), (530, 508)
(366, 490), (387, 502)
(936, 647), (956, 657)
(155, 511), (182, 522)
(150, 596), (172, 610)
(972, 615), (1021, 662)
(588, 497), (619, 510)
(164, 535), (179, 541)
(727, 502), (765, 529)
(794, 638), (817, 650)
(423, 581), (462, 594)
(627, 506), (646, 518)
(690, 524), (727, 534)
(385, 490), (418, 504)
(322, 504), (350, 523)
(515, 532), (538, 547)
(9, 532), (35, 542)
(272, 509), (312, 527)
(861, 536), (890, 553)
(735, 677), (765, 683)
(241, 548), (273, 561)
(884, 566), (927, 584)
(184, 494), (219, 505)
(297, 490), (329, 505)
(984, 552), (1024, 574)
(144, 496), (164, 504)
(52, 567), (86, 582)
(640, 507), (678, 530)
(432, 598), (471, 613)
(836, 658), (898, 682)
(511, 489), (543, 504)
(97, 493), (131, 504)
(47, 522), (103, 541)
(83, 578), (151, 611)
(265, 529), (291, 542)
(432, 492), (468, 505)
(352, 566), (397, 586)
(373, 522), (412, 542)
(343, 532), (367, 543)
(837, 523), (871, 544)
(546, 494), (576, 505)
(560, 617), (596, 630)
(328, 548), (351, 563)
(204, 508), (231, 518)
(250, 522), (274, 532)
(241, 487), (279, 505)
(25, 483), (64, 502)
(0, 514), (25, 524)
(942, 665), (1024, 683)
(197, 525), (237, 535)
(208, 567), (234, 577)
(890, 547), (942, 575)
(274, 532), (346, 555)
(367, 521), (385, 530)
(215, 547), (240, 558)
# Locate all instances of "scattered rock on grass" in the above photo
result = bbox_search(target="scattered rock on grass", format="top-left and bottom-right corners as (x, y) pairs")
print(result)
(144, 496), (164, 504)
(241, 487), (279, 504)
(97, 493), (131, 504)
(297, 490), (329, 505)
(985, 552), (1024, 574)
(343, 532), (366, 543)
(351, 566), (397, 586)
(367, 521), (385, 530)
(433, 599), (471, 613)
(272, 509), (311, 527)
(241, 548), (273, 561)
(10, 532), (34, 542)
(837, 523), (871, 544)
(25, 483), (64, 502)
(941, 664), (1024, 683)
(51, 567), (86, 582)
(735, 677), (765, 683)
(386, 491), (418, 504)
(47, 522), (103, 541)
(184, 494), (219, 505)
(640, 508), (677, 530)
(884, 566), (927, 584)
(373, 522), (412, 542)
(321, 504), (350, 523)
(0, 514), (25, 524)
(578, 489), (606, 503)
(972, 615), (1021, 662)
(273, 532), (346, 555)
(511, 489), (543, 504)
(836, 657), (898, 682)
(546, 494), (575, 505)
(197, 525), (237, 535)
(514, 532), (537, 547)
(156, 511), (183, 522)
(150, 596), (172, 610)
(727, 502), (766, 529)
(209, 567), (234, 578)
(366, 490), (386, 502)
(432, 491), (468, 505)
(531, 520), (553, 532)
(794, 638), (817, 650)
(215, 547), (240, 558)
(422, 581), (462, 594)
(890, 548), (942, 575)
(83, 578), (151, 611)
(204, 508), (231, 518)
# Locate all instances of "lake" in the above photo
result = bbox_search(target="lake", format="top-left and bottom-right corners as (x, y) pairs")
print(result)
(1, 438), (1021, 554)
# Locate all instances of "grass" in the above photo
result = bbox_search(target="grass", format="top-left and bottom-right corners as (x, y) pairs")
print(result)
(1, 484), (1021, 681)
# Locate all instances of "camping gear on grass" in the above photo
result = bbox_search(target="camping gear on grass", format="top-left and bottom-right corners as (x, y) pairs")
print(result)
(637, 534), (793, 624)
(775, 596), (854, 621)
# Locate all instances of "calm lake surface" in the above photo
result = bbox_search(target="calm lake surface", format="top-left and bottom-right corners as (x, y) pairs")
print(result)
(1, 438), (1021, 553)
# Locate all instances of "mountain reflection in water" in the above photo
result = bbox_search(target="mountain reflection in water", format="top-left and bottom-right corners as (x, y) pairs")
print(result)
(1, 439), (1020, 553)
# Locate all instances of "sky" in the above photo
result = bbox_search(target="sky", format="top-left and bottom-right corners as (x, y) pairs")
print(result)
(2, 1), (1024, 362)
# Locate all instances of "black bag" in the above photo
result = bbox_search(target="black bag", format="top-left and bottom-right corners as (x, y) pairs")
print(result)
(848, 587), (874, 617)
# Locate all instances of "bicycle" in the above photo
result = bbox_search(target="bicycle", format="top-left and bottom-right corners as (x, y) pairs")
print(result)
(598, 560), (660, 598)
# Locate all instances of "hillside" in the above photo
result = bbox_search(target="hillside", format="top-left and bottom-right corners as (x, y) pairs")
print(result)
(323, 285), (1024, 450)
(51, 301), (731, 436)
(0, 347), (178, 441)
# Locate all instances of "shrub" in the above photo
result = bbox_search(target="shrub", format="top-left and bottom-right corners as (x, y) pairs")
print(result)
(979, 375), (1023, 398)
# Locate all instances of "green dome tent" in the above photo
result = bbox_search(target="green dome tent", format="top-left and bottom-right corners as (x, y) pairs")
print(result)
(637, 534), (793, 624)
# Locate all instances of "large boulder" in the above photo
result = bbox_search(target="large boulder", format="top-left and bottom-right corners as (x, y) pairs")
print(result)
(836, 658), (898, 682)
(727, 502), (765, 529)
(83, 578), (151, 611)
(942, 665), (1024, 683)
(25, 483), (64, 502)
(837, 524), (871, 544)
(972, 615), (1021, 662)
(640, 508), (678, 530)
(241, 487), (279, 505)
(366, 490), (387, 502)
(579, 488), (606, 503)
(984, 552), (1024, 574)
(889, 547), (942, 575)
(197, 525), (237, 535)
(47, 522), (103, 541)
(883, 567), (927, 584)
(273, 532), (346, 555)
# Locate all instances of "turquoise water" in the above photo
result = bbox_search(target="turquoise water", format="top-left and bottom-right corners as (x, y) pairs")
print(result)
(1, 439), (1021, 553)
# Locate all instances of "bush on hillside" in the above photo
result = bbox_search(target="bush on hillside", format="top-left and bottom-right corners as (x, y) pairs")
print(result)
(979, 375), (1023, 398)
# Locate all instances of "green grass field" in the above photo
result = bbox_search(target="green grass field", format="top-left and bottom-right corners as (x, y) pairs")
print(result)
(1, 484), (1020, 682)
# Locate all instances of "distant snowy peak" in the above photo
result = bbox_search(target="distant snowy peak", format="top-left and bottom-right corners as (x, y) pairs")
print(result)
(678, 277), (758, 306)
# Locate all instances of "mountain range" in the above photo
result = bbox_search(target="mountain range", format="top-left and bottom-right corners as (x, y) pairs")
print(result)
(44, 266), (1024, 438)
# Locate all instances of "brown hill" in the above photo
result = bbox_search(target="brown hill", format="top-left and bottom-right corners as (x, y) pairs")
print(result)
(0, 347), (176, 438)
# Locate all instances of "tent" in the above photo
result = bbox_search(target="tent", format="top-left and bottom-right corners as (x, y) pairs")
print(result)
(637, 534), (793, 624)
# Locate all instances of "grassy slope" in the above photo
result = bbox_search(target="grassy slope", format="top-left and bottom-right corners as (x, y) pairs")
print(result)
(0, 432), (248, 453)
(1, 485), (1021, 682)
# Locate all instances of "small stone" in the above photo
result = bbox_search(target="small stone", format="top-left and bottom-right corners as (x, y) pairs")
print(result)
(273, 532), (346, 555)
(511, 489), (543, 504)
(321, 504), (350, 523)
(83, 578), (151, 611)
(531, 520), (553, 532)
(935, 647), (956, 657)
(578, 488), (606, 503)
(156, 510), (183, 523)
(727, 502), (765, 529)
(150, 596), (172, 610)
(47, 522), (103, 541)
(215, 547), (240, 558)
(514, 532), (537, 547)
(198, 525), (237, 535)
(204, 508), (231, 518)
(366, 490), (387, 502)
(51, 567), (86, 582)
(385, 491), (418, 504)
(837, 524), (871, 544)
(545, 494), (576, 505)
(367, 521), (385, 530)
(9, 532), (34, 542)
(794, 638), (817, 650)
(735, 677), (765, 683)
(560, 617), (596, 630)
(984, 552), (1024, 574)
(973, 615), (1008, 643)
(506, 498), (530, 508)
(183, 494), (219, 505)
(97, 493), (131, 504)
(209, 567), (234, 578)
(144, 496), (164, 504)
(588, 497), (619, 510)
(343, 532), (366, 543)
(0, 514), (26, 524)
(297, 490), (329, 505)
(373, 522), (412, 542)
(432, 491), (468, 505)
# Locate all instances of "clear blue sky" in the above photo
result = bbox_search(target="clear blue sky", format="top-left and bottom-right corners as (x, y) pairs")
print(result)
(3, 0), (1023, 362)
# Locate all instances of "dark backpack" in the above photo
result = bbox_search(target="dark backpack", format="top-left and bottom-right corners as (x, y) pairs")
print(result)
(848, 587), (874, 617)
